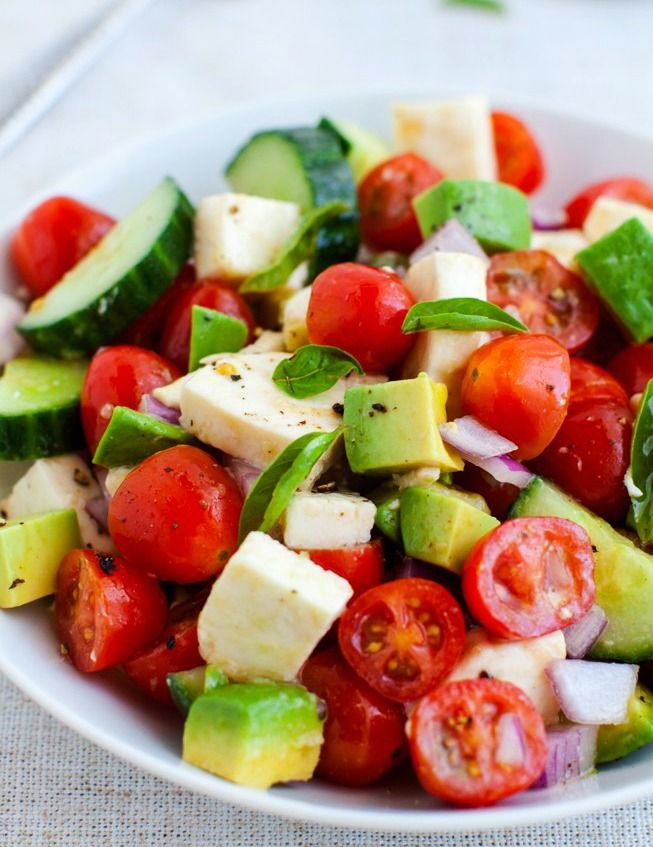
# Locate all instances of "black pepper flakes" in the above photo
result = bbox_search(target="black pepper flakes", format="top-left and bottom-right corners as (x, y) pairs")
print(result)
(230, 374), (242, 382)
(332, 403), (344, 416)
(73, 468), (91, 487)
(471, 368), (480, 382)
(372, 403), (387, 413)
(8, 578), (25, 590)
(218, 549), (229, 562)
(164, 466), (173, 473)
(166, 636), (177, 650)
(171, 522), (179, 530)
(545, 384), (554, 392)
(97, 554), (117, 575)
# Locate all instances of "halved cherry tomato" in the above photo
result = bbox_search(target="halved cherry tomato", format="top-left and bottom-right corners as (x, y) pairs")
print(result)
(491, 112), (545, 194)
(462, 517), (596, 639)
(159, 279), (256, 371)
(486, 250), (599, 352)
(576, 311), (626, 367)
(565, 177), (653, 229)
(461, 334), (571, 461)
(408, 678), (547, 807)
(55, 549), (167, 673)
(358, 153), (442, 254)
(119, 264), (195, 348)
(570, 358), (629, 406)
(456, 464), (520, 521)
(300, 647), (407, 786)
(338, 578), (465, 703)
(108, 446), (243, 584)
(307, 263), (415, 372)
(81, 345), (182, 453)
(304, 541), (384, 598)
(608, 343), (653, 399)
(10, 196), (115, 298)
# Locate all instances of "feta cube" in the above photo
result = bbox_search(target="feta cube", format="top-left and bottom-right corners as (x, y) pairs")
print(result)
(531, 229), (588, 271)
(583, 196), (653, 243)
(283, 492), (376, 549)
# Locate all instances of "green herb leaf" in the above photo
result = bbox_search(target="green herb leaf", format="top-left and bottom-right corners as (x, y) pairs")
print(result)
(272, 345), (363, 399)
(401, 298), (528, 334)
(444, 0), (504, 12)
(629, 379), (653, 544)
(188, 306), (248, 371)
(238, 428), (342, 543)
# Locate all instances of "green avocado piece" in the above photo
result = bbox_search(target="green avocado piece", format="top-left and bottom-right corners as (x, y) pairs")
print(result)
(343, 374), (463, 476)
(204, 665), (229, 693)
(370, 484), (402, 544)
(597, 684), (653, 763)
(92, 406), (195, 468)
(188, 306), (248, 371)
(182, 682), (324, 788)
(413, 178), (531, 253)
(511, 477), (653, 661)
(0, 509), (81, 608)
(400, 486), (499, 572)
(318, 116), (391, 182)
(167, 667), (207, 716)
(576, 218), (653, 343)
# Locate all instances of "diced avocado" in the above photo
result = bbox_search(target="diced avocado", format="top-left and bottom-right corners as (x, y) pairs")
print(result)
(370, 484), (402, 544)
(188, 306), (247, 371)
(204, 665), (229, 693)
(400, 486), (499, 572)
(343, 374), (463, 475)
(318, 116), (391, 181)
(597, 684), (653, 764)
(0, 509), (81, 608)
(413, 179), (531, 253)
(182, 682), (324, 788)
(167, 667), (207, 716)
(511, 477), (653, 661)
(576, 218), (653, 343)
(92, 406), (195, 468)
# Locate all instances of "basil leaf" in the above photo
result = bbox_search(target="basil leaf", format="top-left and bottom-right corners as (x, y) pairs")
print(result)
(238, 428), (342, 542)
(402, 298), (528, 334)
(629, 379), (653, 544)
(273, 345), (363, 399)
(242, 202), (348, 292)
(188, 306), (248, 371)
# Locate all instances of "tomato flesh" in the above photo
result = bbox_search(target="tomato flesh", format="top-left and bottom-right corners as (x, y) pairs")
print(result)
(608, 343), (653, 399)
(565, 177), (653, 229)
(304, 541), (384, 598)
(491, 112), (544, 194)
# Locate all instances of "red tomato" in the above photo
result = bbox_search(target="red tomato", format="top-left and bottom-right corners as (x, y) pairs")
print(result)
(304, 541), (384, 598)
(576, 311), (626, 368)
(565, 177), (653, 229)
(338, 578), (465, 703)
(55, 549), (167, 673)
(461, 334), (571, 461)
(571, 358), (629, 406)
(491, 112), (545, 194)
(358, 153), (443, 254)
(10, 196), (115, 298)
(486, 250), (599, 352)
(300, 647), (407, 786)
(456, 464), (520, 521)
(608, 343), (653, 398)
(307, 263), (415, 372)
(159, 279), (256, 371)
(408, 678), (547, 806)
(108, 446), (243, 584)
(81, 345), (182, 453)
(462, 517), (595, 639)
(120, 264), (195, 348)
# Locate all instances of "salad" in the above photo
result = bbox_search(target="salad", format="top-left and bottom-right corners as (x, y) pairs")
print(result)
(2, 95), (653, 808)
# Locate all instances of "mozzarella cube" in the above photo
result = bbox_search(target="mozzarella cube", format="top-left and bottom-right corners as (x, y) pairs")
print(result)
(393, 97), (497, 180)
(152, 375), (191, 411)
(531, 229), (588, 271)
(198, 532), (352, 681)
(240, 330), (285, 354)
(282, 286), (312, 352)
(194, 193), (300, 280)
(283, 492), (376, 549)
(583, 196), (653, 243)
(104, 465), (134, 497)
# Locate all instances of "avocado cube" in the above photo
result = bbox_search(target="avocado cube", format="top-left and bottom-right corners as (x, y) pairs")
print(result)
(400, 486), (499, 573)
(183, 682), (324, 788)
(189, 305), (248, 371)
(0, 509), (81, 608)
(167, 666), (207, 716)
(576, 218), (653, 342)
(597, 684), (653, 764)
(93, 406), (195, 468)
(413, 178), (531, 253)
(343, 374), (463, 475)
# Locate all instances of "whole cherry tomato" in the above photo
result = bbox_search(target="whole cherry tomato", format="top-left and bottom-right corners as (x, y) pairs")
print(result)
(570, 358), (629, 406)
(108, 446), (243, 584)
(608, 343), (653, 398)
(565, 177), (653, 229)
(491, 112), (545, 194)
(461, 334), (571, 461)
(119, 264), (195, 348)
(307, 263), (415, 372)
(303, 541), (384, 598)
(55, 549), (167, 673)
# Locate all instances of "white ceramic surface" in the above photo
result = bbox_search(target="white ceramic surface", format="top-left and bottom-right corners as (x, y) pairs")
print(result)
(2, 91), (653, 833)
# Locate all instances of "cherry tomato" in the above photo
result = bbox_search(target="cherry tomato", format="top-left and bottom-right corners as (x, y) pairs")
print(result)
(570, 358), (629, 406)
(159, 279), (256, 371)
(55, 549), (167, 673)
(462, 517), (595, 639)
(303, 541), (384, 598)
(108, 446), (243, 584)
(307, 263), (415, 372)
(358, 153), (442, 254)
(81, 345), (181, 453)
(119, 264), (195, 348)
(491, 112), (545, 194)
(10, 196), (115, 298)
(576, 311), (626, 367)
(408, 678), (547, 807)
(486, 250), (599, 353)
(461, 334), (571, 461)
(608, 343), (653, 398)
(338, 578), (465, 703)
(300, 647), (407, 786)
(456, 465), (520, 521)
(565, 177), (653, 229)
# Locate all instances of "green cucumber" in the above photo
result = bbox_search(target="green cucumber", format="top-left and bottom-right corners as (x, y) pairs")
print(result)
(189, 307), (248, 371)
(92, 406), (195, 468)
(18, 177), (194, 358)
(318, 117), (391, 181)
(0, 357), (87, 460)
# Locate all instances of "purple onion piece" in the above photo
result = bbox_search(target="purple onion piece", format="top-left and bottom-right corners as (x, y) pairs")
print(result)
(410, 219), (489, 266)
(495, 713), (526, 768)
(0, 292), (26, 365)
(458, 452), (534, 489)
(532, 724), (597, 789)
(223, 456), (261, 497)
(139, 393), (181, 426)
(531, 208), (568, 232)
(563, 605), (608, 659)
(394, 557), (440, 581)
(545, 659), (638, 725)
(85, 496), (109, 532)
(439, 416), (517, 460)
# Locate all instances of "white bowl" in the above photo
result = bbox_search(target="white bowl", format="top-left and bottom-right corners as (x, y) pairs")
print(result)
(2, 91), (653, 833)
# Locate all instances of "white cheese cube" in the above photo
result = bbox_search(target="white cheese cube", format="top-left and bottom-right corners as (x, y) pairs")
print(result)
(240, 330), (285, 354)
(531, 229), (588, 271)
(393, 467), (441, 490)
(583, 196), (653, 243)
(104, 466), (134, 497)
(198, 531), (352, 681)
(283, 492), (376, 550)
(194, 193), (300, 281)
(282, 286), (312, 352)
(393, 96), (497, 180)
(152, 375), (190, 411)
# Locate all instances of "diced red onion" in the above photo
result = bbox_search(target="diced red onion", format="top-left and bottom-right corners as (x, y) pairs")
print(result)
(533, 724), (597, 789)
(395, 557), (439, 581)
(531, 208), (568, 232)
(563, 605), (608, 659)
(85, 496), (109, 532)
(458, 452), (534, 489)
(0, 292), (26, 365)
(139, 393), (181, 425)
(545, 659), (638, 724)
(439, 416), (517, 460)
(224, 456), (261, 497)
(495, 713), (526, 768)
(410, 219), (489, 266)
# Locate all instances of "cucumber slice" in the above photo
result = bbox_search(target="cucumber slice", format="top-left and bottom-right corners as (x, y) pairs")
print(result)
(189, 307), (248, 371)
(0, 357), (87, 460)
(92, 406), (195, 468)
(18, 177), (194, 358)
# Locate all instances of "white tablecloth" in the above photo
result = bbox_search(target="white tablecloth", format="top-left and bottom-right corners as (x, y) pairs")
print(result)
(2, 1), (653, 843)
